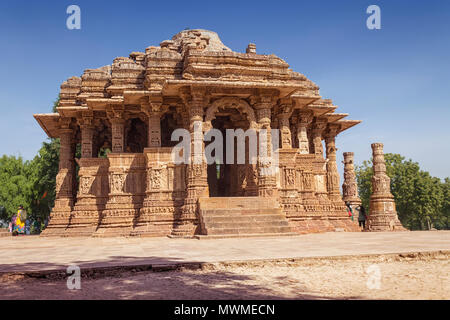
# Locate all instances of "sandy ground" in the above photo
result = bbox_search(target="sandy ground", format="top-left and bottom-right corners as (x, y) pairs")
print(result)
(1, 253), (448, 300)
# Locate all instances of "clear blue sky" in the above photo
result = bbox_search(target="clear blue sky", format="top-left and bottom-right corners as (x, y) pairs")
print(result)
(0, 0), (449, 179)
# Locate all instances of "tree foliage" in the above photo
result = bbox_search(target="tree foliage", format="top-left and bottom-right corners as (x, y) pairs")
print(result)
(0, 98), (60, 223)
(356, 153), (449, 230)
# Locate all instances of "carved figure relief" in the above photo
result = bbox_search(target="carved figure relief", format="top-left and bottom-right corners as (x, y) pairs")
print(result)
(150, 169), (162, 189)
(285, 169), (295, 186)
(80, 176), (93, 195)
(111, 174), (125, 193)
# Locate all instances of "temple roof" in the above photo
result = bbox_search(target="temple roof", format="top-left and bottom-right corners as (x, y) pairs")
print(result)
(34, 29), (361, 137)
(34, 113), (60, 138)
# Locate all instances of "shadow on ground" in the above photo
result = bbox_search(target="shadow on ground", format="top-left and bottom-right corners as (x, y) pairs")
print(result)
(0, 256), (361, 300)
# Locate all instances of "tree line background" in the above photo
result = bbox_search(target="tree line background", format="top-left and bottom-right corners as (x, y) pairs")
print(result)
(0, 98), (448, 230)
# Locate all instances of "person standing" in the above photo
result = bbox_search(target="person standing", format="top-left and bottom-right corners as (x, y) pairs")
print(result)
(345, 202), (353, 221)
(13, 205), (27, 235)
(358, 205), (367, 230)
(11, 214), (17, 236)
(33, 218), (42, 234)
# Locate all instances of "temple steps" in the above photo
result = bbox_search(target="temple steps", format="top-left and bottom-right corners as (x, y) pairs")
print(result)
(198, 197), (296, 238)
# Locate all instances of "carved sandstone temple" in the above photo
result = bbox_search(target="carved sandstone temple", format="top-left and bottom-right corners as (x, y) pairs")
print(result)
(34, 29), (361, 238)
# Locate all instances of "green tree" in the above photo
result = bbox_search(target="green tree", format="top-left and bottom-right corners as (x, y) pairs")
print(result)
(355, 153), (448, 230)
(28, 139), (60, 220)
(28, 97), (61, 220)
(0, 96), (61, 223)
(0, 155), (33, 220)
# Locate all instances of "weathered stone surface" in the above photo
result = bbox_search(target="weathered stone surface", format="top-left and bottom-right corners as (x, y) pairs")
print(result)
(366, 143), (406, 232)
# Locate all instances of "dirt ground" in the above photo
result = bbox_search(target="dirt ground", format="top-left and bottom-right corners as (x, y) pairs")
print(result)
(1, 253), (448, 300)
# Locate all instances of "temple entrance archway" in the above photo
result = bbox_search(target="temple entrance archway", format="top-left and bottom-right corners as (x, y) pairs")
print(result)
(205, 98), (258, 197)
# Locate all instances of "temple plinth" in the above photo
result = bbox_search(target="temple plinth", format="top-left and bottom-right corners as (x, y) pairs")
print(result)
(366, 143), (406, 231)
(34, 29), (362, 237)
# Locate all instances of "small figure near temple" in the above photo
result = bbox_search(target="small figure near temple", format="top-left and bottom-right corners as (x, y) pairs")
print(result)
(357, 205), (366, 230)
(345, 201), (353, 221)
(12, 205), (27, 236)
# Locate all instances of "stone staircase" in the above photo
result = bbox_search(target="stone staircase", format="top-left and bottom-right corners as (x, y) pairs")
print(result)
(197, 197), (296, 239)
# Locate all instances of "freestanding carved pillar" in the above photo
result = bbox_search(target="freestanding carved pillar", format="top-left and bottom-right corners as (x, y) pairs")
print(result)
(255, 99), (278, 198)
(41, 126), (75, 236)
(366, 143), (406, 231)
(342, 152), (362, 212)
(324, 124), (341, 203)
(172, 91), (208, 237)
(297, 111), (313, 154)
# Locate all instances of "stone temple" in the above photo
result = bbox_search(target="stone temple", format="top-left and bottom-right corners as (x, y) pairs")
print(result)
(34, 29), (362, 238)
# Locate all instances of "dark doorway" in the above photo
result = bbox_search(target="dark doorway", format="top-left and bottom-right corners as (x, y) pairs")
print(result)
(206, 110), (257, 197)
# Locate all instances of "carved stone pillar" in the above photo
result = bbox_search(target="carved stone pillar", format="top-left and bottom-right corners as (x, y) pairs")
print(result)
(367, 143), (406, 231)
(41, 126), (75, 236)
(255, 98), (278, 198)
(80, 124), (95, 158)
(324, 124), (341, 203)
(297, 110), (313, 154)
(311, 118), (327, 157)
(111, 118), (125, 153)
(278, 114), (292, 149)
(145, 101), (167, 148)
(148, 114), (161, 147)
(172, 89), (208, 237)
(342, 152), (362, 209)
(244, 139), (258, 196)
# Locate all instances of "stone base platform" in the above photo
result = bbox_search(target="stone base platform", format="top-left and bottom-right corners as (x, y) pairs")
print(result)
(0, 231), (449, 275)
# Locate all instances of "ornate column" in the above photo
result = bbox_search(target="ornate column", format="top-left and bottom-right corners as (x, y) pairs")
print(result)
(80, 119), (95, 158)
(324, 123), (341, 203)
(110, 110), (125, 153)
(297, 110), (313, 154)
(145, 100), (167, 148)
(41, 122), (75, 236)
(311, 118), (327, 157)
(277, 106), (292, 149)
(254, 95), (278, 198)
(172, 88), (208, 237)
(342, 152), (361, 208)
(367, 143), (406, 231)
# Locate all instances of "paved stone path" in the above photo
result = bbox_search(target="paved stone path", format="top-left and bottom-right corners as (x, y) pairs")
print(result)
(0, 231), (449, 273)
